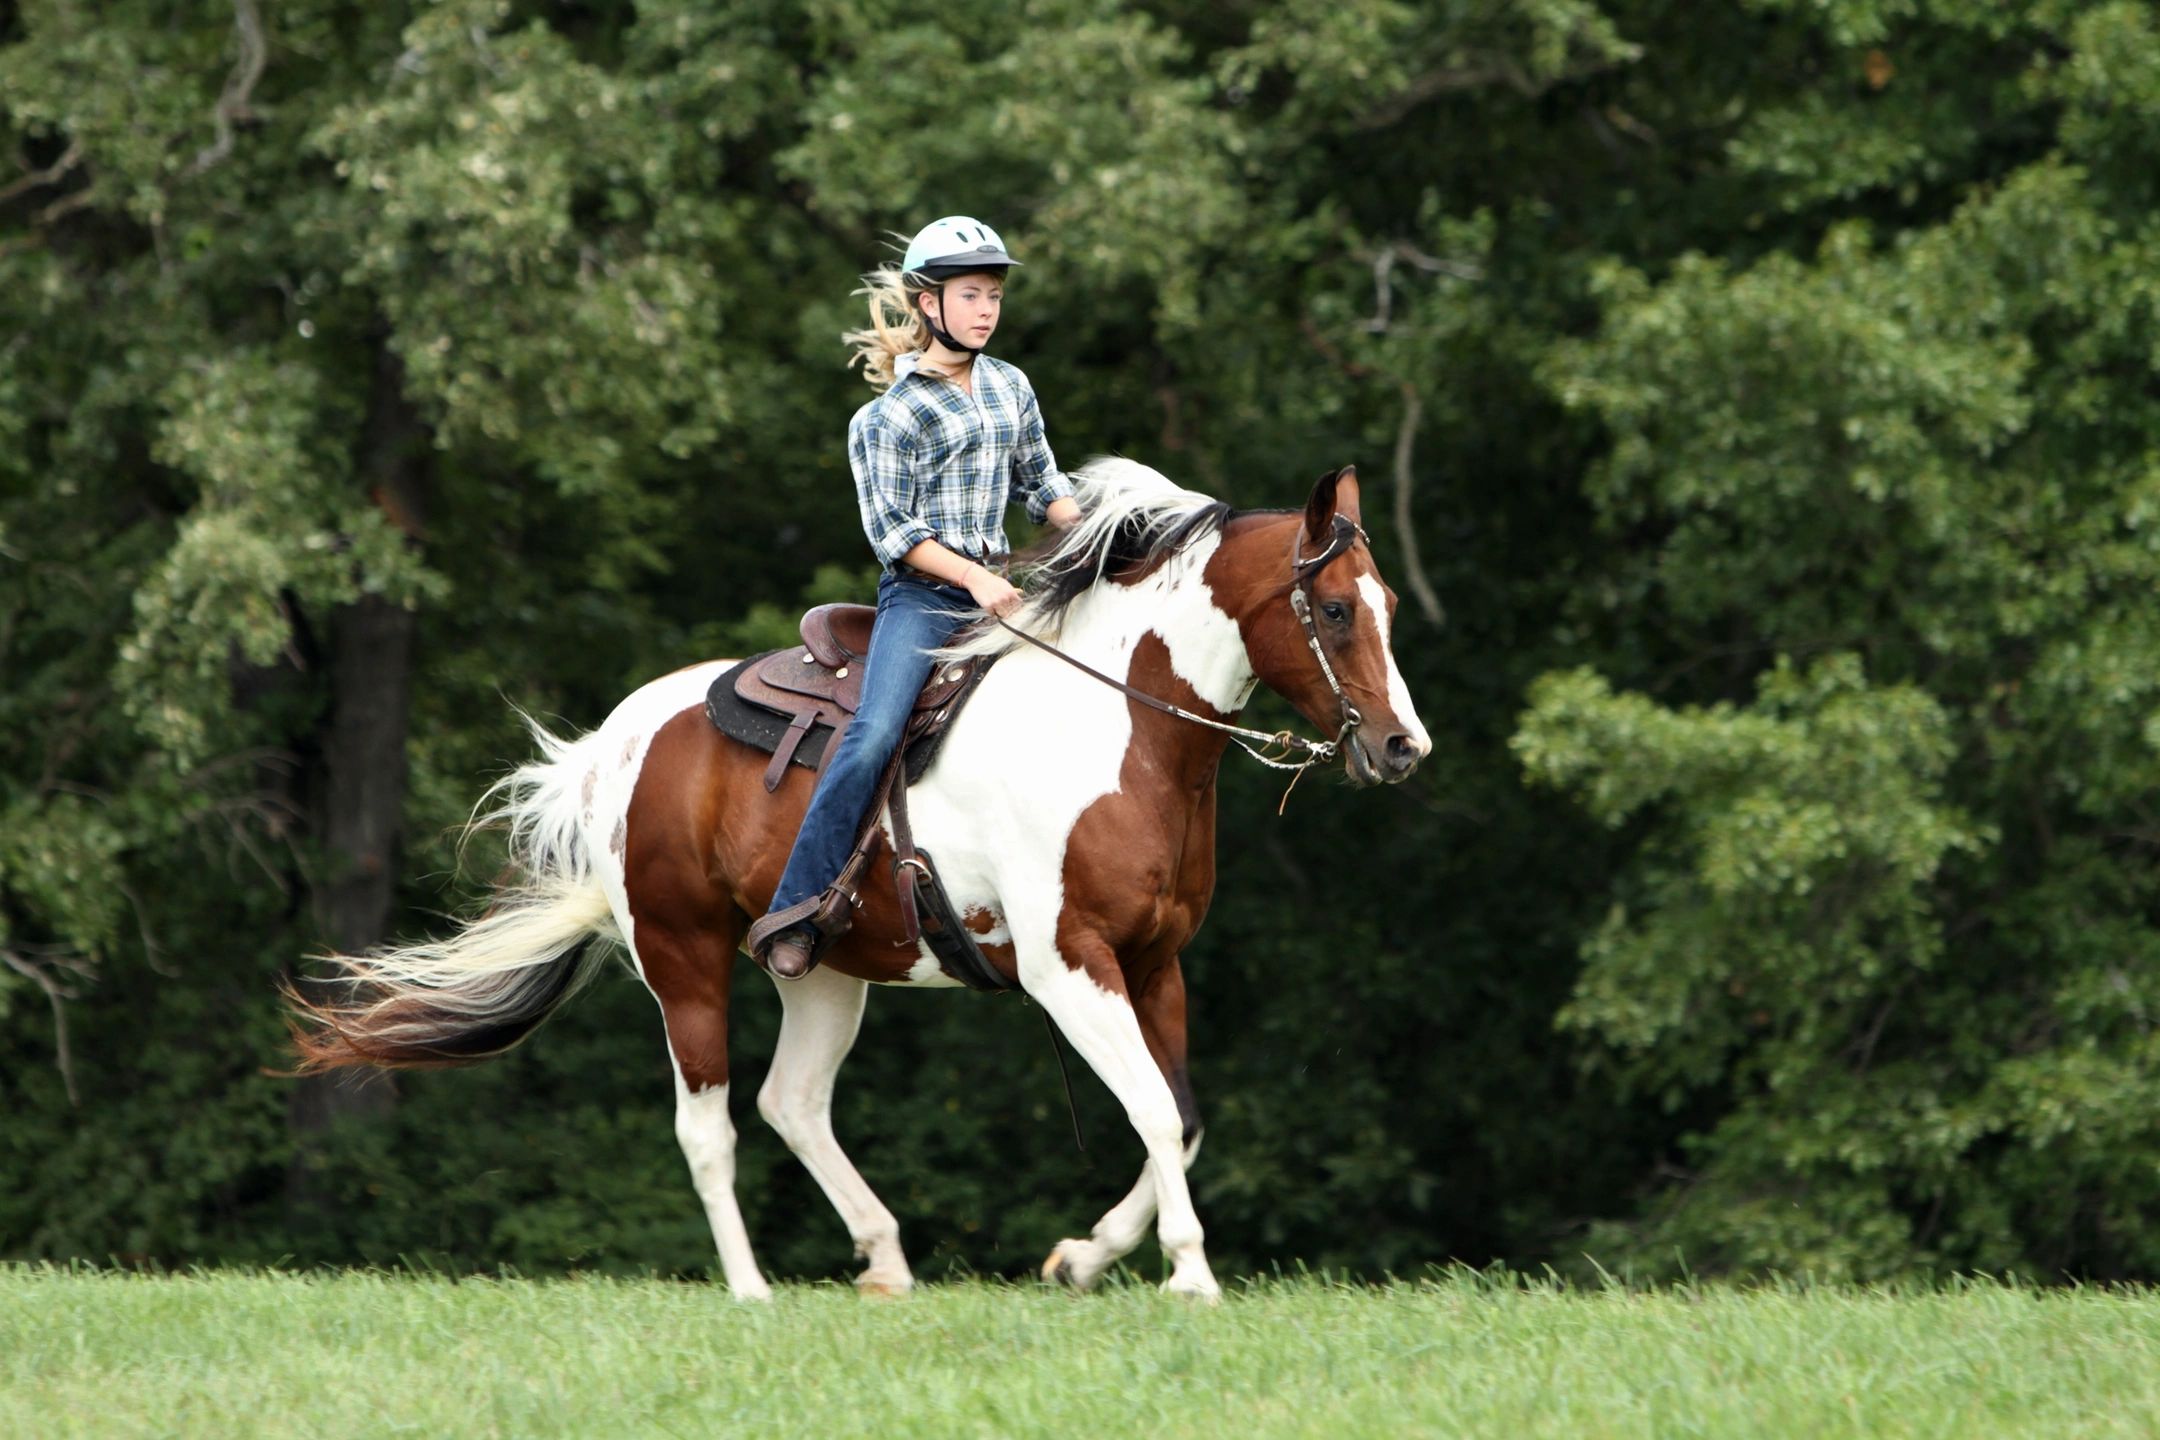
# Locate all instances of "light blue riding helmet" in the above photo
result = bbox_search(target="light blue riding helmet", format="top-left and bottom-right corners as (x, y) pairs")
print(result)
(902, 216), (1021, 281)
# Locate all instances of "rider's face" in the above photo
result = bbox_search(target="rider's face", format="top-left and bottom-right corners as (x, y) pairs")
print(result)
(922, 272), (1004, 349)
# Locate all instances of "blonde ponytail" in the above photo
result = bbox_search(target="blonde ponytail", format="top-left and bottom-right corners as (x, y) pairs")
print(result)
(843, 265), (931, 391)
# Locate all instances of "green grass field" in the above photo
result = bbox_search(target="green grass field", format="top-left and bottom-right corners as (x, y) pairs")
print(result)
(6, 1266), (2157, 1438)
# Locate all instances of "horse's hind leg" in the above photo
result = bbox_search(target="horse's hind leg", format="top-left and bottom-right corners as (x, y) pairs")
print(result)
(756, 965), (913, 1295)
(630, 906), (772, 1300)
(1043, 956), (1202, 1293)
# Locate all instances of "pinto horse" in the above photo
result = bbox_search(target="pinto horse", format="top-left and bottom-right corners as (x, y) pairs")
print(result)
(288, 459), (1431, 1300)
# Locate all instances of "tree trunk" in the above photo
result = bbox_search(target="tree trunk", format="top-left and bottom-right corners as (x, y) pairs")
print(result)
(287, 341), (432, 1159)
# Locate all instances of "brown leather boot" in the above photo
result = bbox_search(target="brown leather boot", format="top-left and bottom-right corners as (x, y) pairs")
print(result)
(759, 924), (817, 980)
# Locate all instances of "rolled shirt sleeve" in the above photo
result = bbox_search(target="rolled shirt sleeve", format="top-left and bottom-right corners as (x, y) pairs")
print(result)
(850, 405), (937, 566)
(1008, 386), (1073, 524)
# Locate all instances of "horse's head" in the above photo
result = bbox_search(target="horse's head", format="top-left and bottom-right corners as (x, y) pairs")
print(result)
(1221, 467), (1432, 787)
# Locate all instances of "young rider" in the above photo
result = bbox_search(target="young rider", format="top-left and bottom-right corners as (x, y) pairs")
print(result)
(748, 216), (1082, 980)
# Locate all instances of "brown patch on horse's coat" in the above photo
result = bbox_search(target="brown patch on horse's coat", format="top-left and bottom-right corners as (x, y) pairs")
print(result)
(609, 815), (627, 859)
(619, 735), (639, 768)
(1050, 628), (1224, 1047)
(581, 766), (597, 819)
(954, 907), (1020, 979)
(620, 707), (743, 1091)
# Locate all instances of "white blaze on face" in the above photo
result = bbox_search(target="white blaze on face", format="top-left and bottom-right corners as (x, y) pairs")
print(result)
(1355, 574), (1432, 754)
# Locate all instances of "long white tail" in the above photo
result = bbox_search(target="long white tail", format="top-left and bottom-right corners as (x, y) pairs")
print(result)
(287, 715), (618, 1072)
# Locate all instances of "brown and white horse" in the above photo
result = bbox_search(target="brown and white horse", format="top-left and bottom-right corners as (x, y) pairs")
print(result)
(289, 459), (1431, 1300)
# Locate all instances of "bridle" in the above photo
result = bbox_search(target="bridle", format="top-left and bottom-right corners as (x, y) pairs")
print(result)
(991, 510), (1370, 801)
(1287, 511), (1369, 756)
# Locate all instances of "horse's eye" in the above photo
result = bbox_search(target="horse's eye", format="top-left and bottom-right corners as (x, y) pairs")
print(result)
(1321, 601), (1348, 623)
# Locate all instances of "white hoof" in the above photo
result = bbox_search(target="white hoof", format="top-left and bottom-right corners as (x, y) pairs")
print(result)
(1041, 1238), (1111, 1292)
(1161, 1266), (1220, 1304)
(855, 1269), (915, 1299)
(729, 1276), (775, 1303)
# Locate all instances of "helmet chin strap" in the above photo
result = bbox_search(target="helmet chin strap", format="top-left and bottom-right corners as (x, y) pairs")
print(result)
(919, 282), (984, 357)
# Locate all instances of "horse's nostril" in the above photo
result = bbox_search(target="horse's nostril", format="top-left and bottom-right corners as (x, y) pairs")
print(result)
(1385, 733), (1417, 764)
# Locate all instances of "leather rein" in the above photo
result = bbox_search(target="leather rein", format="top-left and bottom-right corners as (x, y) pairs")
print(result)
(992, 513), (1370, 795)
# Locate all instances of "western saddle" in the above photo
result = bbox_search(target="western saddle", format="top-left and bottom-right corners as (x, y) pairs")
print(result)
(728, 602), (982, 794)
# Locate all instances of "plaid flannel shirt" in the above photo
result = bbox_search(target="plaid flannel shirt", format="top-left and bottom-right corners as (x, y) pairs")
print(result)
(849, 355), (1075, 569)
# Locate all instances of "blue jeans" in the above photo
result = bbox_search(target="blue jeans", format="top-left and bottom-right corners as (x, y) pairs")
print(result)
(769, 571), (975, 917)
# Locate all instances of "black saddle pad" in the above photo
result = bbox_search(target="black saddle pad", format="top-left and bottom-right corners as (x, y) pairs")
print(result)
(704, 651), (994, 787)
(706, 652), (833, 773)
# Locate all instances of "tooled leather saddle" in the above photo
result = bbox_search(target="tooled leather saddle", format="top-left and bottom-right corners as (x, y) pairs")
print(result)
(711, 603), (985, 793)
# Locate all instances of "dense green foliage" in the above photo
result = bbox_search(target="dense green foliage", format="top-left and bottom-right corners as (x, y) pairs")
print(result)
(10, 1267), (2160, 1439)
(4, 0), (2158, 1283)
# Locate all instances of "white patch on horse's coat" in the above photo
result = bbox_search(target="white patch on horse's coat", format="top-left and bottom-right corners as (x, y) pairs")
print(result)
(1149, 534), (1254, 714)
(1356, 574), (1432, 754)
(899, 952), (965, 987)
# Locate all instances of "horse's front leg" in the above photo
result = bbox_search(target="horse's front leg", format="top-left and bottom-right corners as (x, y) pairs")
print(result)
(1022, 940), (1219, 1300)
(1042, 955), (1201, 1293)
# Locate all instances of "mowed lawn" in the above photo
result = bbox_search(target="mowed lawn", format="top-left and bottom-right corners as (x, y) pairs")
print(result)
(6, 1267), (2158, 1438)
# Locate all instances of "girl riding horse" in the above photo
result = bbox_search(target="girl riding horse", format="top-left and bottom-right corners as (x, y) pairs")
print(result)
(285, 223), (1433, 1297)
(748, 215), (1082, 981)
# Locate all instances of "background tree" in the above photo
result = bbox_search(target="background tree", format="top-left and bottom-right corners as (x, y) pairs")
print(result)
(3, 0), (2155, 1282)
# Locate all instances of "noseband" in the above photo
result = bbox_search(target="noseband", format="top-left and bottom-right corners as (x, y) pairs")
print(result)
(990, 511), (1371, 804)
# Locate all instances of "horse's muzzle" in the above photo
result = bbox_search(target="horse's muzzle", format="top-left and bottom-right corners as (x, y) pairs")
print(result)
(1347, 729), (1425, 786)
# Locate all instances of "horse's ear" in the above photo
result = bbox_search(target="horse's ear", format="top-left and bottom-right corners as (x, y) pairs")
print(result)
(1303, 465), (1361, 543)
(1334, 466), (1362, 526)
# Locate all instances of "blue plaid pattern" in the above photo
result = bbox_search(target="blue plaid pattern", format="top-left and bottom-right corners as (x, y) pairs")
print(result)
(849, 356), (1074, 568)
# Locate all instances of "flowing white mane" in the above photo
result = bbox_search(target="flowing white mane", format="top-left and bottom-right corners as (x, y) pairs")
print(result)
(941, 457), (1229, 661)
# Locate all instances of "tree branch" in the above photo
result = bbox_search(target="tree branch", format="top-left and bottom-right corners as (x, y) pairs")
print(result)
(1361, 243), (1481, 335)
(0, 139), (83, 205)
(1301, 317), (1448, 629)
(189, 0), (269, 176)
(1389, 381), (1446, 628)
(2, 945), (94, 1106)
(32, 188), (98, 227)
(1351, 61), (1525, 131)
(1352, 51), (1632, 132)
